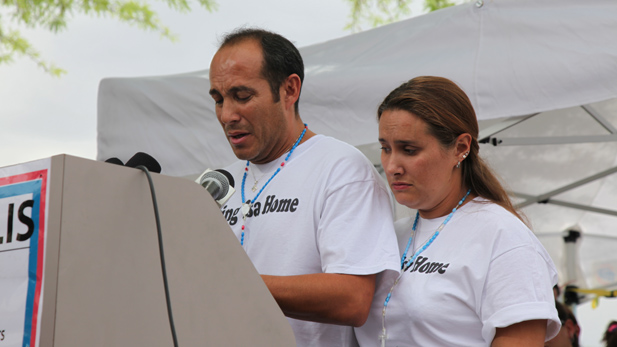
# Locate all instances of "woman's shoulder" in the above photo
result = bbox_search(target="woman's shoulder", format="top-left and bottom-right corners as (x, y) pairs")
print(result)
(460, 198), (537, 243)
(462, 198), (524, 226)
(459, 199), (555, 270)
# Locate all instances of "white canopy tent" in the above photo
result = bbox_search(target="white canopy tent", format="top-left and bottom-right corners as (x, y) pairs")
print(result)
(97, 0), (617, 306)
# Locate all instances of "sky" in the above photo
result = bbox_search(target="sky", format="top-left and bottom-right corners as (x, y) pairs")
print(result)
(0, 0), (361, 168)
(1, 1), (616, 345)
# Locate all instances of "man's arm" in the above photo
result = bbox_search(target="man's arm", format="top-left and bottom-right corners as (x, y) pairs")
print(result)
(261, 273), (376, 327)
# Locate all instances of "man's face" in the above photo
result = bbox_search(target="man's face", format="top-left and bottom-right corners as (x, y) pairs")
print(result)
(209, 39), (289, 164)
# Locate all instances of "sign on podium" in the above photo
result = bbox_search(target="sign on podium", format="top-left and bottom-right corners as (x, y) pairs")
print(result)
(0, 155), (295, 347)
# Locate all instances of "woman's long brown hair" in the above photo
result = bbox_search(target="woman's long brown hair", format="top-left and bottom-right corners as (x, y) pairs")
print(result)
(378, 76), (524, 223)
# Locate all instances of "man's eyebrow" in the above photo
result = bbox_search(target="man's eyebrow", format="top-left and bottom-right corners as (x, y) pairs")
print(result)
(209, 85), (256, 97)
(229, 85), (256, 94)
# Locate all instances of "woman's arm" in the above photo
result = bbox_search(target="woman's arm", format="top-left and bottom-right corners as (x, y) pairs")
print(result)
(492, 319), (547, 347)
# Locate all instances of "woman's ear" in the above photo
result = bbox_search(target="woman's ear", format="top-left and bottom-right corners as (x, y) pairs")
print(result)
(454, 133), (472, 157)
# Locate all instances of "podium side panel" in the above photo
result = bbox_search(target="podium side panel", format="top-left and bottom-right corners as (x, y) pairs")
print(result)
(151, 167), (297, 346)
(38, 155), (65, 347)
(53, 156), (295, 346)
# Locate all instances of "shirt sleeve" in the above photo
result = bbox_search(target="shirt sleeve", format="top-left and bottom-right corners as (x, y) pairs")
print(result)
(315, 160), (400, 276)
(480, 241), (561, 342)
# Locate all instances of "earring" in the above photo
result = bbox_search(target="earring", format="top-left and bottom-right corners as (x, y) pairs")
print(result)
(457, 151), (469, 169)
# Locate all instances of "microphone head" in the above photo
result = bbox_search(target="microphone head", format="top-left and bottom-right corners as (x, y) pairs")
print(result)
(199, 170), (231, 200)
(215, 169), (235, 188)
(104, 157), (124, 166)
(125, 152), (162, 173)
(195, 168), (236, 206)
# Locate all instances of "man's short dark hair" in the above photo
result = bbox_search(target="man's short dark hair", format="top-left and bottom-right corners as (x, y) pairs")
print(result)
(220, 28), (304, 114)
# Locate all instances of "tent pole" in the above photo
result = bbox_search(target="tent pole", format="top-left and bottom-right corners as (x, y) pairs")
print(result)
(513, 165), (617, 209)
(564, 228), (582, 312)
(581, 104), (617, 134)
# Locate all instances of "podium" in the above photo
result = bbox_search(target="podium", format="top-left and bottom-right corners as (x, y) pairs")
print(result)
(1, 155), (295, 346)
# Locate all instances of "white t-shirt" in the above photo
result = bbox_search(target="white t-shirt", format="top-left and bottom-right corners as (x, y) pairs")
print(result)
(222, 134), (400, 347)
(355, 198), (561, 346)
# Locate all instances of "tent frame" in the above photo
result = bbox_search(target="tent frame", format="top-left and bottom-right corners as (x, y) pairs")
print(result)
(479, 105), (617, 216)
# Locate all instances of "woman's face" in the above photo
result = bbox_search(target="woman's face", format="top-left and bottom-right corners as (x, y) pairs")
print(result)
(379, 109), (463, 218)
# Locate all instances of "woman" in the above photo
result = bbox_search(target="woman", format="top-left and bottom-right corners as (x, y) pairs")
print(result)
(355, 76), (560, 346)
(603, 320), (617, 347)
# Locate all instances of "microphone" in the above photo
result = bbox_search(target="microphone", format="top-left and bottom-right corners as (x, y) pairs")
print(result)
(104, 157), (124, 165)
(125, 152), (162, 173)
(195, 169), (235, 206)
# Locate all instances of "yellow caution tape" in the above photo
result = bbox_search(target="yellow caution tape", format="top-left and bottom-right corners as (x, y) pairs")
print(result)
(567, 288), (616, 309)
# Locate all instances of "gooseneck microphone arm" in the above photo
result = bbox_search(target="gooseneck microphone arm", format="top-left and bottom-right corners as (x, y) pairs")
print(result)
(135, 165), (178, 347)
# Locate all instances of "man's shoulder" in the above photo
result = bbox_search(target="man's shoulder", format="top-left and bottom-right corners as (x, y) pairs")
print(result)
(302, 136), (385, 189)
(310, 134), (357, 149)
(305, 135), (369, 163)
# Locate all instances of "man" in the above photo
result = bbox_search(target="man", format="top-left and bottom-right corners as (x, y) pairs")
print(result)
(208, 28), (400, 346)
(545, 301), (580, 347)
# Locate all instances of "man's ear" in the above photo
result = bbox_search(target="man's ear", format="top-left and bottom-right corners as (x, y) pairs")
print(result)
(280, 74), (301, 111)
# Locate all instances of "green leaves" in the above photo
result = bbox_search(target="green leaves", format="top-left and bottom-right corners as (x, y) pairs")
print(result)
(0, 23), (67, 76)
(424, 0), (455, 12)
(345, 0), (460, 32)
(344, 0), (413, 32)
(0, 0), (218, 75)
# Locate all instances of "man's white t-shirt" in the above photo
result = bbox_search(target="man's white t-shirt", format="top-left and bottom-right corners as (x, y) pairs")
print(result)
(355, 198), (560, 346)
(222, 134), (400, 347)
